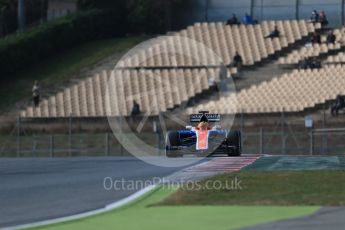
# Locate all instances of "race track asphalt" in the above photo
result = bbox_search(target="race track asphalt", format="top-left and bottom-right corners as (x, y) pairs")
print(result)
(0, 157), (189, 228)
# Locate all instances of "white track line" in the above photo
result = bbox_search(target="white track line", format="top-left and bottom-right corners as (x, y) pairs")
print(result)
(3, 156), (261, 230)
(2, 184), (158, 230)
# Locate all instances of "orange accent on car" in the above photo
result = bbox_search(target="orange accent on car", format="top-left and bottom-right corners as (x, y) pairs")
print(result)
(196, 130), (209, 150)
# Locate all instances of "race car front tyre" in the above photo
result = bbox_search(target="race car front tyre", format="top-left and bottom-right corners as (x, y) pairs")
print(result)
(227, 130), (242, 157)
(165, 131), (182, 158)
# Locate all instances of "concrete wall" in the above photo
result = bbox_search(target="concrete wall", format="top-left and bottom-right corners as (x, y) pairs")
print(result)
(47, 0), (77, 21)
(183, 0), (344, 27)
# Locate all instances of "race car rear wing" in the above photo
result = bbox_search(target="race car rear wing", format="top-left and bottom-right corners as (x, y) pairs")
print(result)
(190, 113), (221, 123)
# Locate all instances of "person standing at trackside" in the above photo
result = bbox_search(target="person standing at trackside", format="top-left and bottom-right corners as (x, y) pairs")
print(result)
(32, 81), (40, 107)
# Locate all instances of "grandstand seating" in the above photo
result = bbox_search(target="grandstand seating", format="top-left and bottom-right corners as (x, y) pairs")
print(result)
(278, 43), (341, 64)
(118, 20), (320, 68)
(188, 64), (345, 114)
(326, 52), (345, 63)
(21, 20), (322, 118)
(278, 28), (344, 65)
(21, 68), (223, 118)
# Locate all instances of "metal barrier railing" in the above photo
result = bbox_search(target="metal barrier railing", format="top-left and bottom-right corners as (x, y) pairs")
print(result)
(1, 129), (344, 157)
(310, 128), (345, 155)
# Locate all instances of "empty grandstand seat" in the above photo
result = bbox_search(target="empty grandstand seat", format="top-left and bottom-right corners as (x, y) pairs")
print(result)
(21, 67), (227, 117)
(187, 64), (345, 114)
(20, 20), (321, 118)
(119, 20), (319, 68)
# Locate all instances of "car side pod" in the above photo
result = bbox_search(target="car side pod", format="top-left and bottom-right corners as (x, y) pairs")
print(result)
(165, 131), (183, 158)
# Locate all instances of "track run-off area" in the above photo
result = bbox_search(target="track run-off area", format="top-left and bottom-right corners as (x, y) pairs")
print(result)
(0, 157), (187, 228)
(1, 155), (344, 229)
(0, 155), (259, 229)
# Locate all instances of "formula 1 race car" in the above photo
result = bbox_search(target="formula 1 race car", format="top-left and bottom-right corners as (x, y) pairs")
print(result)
(165, 111), (242, 157)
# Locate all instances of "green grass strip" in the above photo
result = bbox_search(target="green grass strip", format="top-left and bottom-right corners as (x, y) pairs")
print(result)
(243, 156), (345, 171)
(34, 186), (318, 230)
(160, 170), (345, 206)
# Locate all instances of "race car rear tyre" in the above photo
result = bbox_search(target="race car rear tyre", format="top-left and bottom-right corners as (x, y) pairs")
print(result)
(227, 131), (242, 157)
(166, 151), (183, 158)
(165, 131), (183, 158)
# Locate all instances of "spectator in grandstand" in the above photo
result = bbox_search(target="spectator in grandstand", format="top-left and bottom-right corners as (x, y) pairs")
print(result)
(208, 78), (219, 91)
(319, 10), (328, 26)
(208, 78), (216, 87)
(298, 57), (321, 69)
(326, 31), (336, 44)
(311, 32), (321, 44)
(131, 100), (141, 116)
(32, 81), (40, 107)
(265, 26), (280, 39)
(226, 14), (239, 25)
(232, 51), (243, 68)
(310, 10), (319, 23)
(242, 13), (255, 25)
(331, 95), (345, 116)
(298, 57), (310, 69)
(310, 57), (321, 69)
